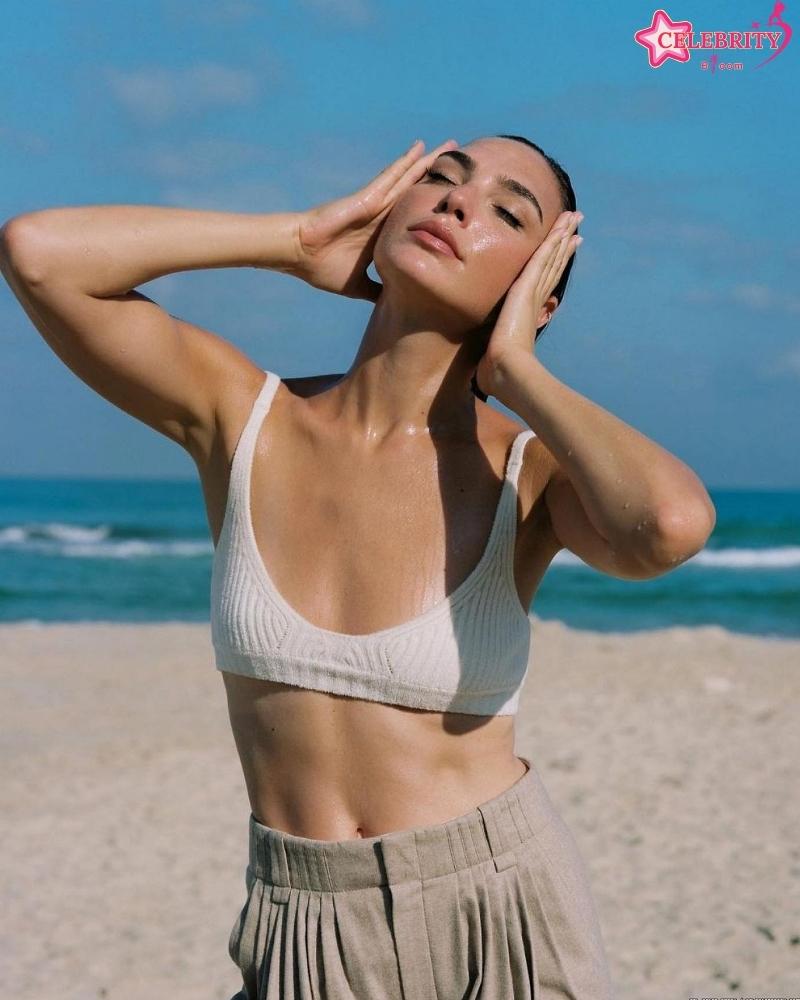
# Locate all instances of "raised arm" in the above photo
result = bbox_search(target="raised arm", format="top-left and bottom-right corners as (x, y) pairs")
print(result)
(475, 210), (716, 580)
(0, 206), (301, 462)
(0, 138), (456, 462)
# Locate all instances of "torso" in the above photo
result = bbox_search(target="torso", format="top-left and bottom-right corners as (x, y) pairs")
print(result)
(191, 363), (562, 840)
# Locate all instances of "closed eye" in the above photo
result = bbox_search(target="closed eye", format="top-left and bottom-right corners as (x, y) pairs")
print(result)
(422, 168), (524, 230)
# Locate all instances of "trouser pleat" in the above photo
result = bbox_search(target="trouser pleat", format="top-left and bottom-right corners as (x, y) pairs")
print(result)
(225, 759), (616, 1000)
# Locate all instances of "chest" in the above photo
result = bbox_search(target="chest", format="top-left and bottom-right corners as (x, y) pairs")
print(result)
(199, 402), (559, 635)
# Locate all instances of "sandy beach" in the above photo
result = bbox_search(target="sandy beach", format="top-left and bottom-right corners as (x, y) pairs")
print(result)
(1, 617), (798, 999)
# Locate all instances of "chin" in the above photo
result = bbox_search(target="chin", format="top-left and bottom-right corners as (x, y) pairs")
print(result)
(374, 236), (461, 305)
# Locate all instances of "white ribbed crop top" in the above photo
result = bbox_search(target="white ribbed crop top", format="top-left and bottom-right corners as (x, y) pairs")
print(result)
(210, 370), (536, 716)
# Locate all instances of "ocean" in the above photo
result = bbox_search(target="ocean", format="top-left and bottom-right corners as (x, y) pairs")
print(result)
(0, 479), (797, 637)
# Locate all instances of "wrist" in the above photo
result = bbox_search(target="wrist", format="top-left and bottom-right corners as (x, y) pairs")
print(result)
(255, 211), (305, 276)
(489, 348), (542, 403)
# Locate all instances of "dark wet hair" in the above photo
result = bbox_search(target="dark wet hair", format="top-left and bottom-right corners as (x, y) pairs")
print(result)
(470, 133), (578, 401)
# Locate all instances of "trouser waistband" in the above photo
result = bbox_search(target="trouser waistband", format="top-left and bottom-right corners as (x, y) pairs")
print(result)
(246, 756), (560, 893)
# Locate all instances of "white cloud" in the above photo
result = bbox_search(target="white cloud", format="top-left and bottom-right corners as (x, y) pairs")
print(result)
(759, 343), (800, 380)
(120, 138), (271, 180)
(159, 178), (295, 214)
(682, 282), (800, 315)
(731, 282), (800, 313)
(596, 219), (731, 248)
(104, 62), (262, 124)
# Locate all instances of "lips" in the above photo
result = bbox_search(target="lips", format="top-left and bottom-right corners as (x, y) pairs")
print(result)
(408, 219), (461, 259)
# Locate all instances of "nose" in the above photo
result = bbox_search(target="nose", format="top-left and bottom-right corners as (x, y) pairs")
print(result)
(433, 185), (469, 223)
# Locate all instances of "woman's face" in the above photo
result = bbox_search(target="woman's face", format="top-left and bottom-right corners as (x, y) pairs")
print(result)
(373, 137), (565, 329)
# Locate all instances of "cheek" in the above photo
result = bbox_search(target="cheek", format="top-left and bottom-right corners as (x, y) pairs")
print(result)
(373, 193), (417, 260)
(472, 240), (532, 294)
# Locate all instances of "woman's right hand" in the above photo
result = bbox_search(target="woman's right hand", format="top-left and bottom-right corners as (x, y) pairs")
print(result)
(290, 137), (459, 302)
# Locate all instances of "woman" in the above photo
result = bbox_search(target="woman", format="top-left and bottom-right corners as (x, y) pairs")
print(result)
(0, 134), (715, 999)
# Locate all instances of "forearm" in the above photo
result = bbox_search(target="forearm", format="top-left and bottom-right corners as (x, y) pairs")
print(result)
(493, 351), (716, 561)
(3, 205), (303, 297)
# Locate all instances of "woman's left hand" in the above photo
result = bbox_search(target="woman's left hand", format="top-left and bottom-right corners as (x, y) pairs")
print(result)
(474, 210), (583, 399)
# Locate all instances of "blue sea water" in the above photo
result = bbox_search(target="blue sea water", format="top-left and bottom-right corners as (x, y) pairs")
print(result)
(0, 478), (797, 637)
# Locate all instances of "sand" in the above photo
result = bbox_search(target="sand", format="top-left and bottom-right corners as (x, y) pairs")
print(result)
(1, 617), (799, 999)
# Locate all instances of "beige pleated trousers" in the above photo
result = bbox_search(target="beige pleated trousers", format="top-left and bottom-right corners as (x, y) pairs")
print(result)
(226, 757), (616, 999)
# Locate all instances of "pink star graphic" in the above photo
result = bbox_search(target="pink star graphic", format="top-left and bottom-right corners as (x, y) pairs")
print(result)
(634, 9), (693, 68)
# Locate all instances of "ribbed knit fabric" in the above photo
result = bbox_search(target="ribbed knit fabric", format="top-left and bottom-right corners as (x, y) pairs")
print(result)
(211, 370), (536, 716)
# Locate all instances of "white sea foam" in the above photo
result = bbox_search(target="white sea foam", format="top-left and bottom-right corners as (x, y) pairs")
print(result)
(552, 545), (800, 569)
(0, 521), (211, 558)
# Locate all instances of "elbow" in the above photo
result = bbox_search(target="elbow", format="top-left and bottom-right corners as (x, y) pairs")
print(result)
(642, 500), (717, 572)
(0, 214), (55, 285)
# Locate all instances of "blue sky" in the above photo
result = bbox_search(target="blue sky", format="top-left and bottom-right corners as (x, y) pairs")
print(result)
(1, 0), (798, 488)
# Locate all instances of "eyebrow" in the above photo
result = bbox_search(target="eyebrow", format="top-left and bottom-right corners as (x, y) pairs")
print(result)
(435, 150), (544, 224)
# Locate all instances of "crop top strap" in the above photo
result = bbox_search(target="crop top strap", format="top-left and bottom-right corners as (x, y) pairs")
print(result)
(485, 427), (537, 566)
(251, 369), (281, 421)
(228, 369), (281, 502)
(505, 428), (537, 489)
(484, 426), (537, 569)
(240, 369), (280, 453)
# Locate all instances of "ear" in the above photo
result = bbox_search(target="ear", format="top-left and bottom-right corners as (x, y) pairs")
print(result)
(539, 293), (559, 329)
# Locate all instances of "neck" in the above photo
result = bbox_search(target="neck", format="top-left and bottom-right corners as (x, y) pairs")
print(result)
(323, 289), (488, 442)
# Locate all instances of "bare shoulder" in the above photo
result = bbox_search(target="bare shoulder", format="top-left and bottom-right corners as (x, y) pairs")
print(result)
(209, 367), (345, 461)
(187, 344), (267, 465)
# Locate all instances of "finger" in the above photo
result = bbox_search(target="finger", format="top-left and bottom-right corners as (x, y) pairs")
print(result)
(537, 214), (580, 285)
(372, 138), (459, 207)
(501, 212), (580, 302)
(542, 214), (580, 262)
(545, 211), (579, 246)
(543, 231), (580, 297)
(555, 209), (581, 229)
(361, 139), (433, 199)
(516, 218), (571, 287)
(383, 138), (459, 200)
(539, 232), (572, 293)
